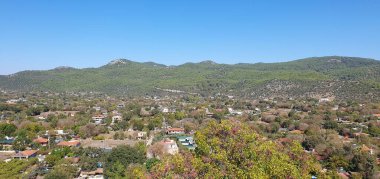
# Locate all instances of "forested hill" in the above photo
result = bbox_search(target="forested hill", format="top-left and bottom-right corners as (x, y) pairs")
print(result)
(1, 56), (380, 100)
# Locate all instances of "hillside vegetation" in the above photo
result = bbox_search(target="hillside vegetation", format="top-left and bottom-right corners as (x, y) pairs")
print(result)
(1, 56), (380, 100)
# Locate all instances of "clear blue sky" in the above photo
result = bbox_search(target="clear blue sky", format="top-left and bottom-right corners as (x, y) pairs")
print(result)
(0, 0), (379, 74)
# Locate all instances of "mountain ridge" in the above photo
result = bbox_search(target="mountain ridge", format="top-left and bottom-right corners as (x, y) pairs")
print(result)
(1, 56), (380, 101)
(3, 56), (379, 75)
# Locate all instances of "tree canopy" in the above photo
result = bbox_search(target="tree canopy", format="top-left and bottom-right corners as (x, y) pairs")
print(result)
(151, 120), (323, 178)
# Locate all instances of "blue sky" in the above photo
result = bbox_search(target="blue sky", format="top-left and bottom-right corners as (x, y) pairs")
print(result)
(0, 1), (379, 74)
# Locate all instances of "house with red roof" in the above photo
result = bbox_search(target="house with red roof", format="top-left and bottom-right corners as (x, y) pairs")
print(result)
(33, 137), (48, 146)
(166, 127), (185, 135)
(13, 150), (38, 159)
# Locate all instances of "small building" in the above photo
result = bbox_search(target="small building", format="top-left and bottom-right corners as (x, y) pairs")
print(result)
(136, 131), (147, 140)
(228, 108), (243, 115)
(92, 115), (105, 125)
(57, 140), (81, 147)
(162, 107), (176, 113)
(0, 138), (14, 150)
(13, 150), (38, 159)
(162, 107), (169, 113)
(37, 154), (46, 162)
(6, 99), (20, 104)
(112, 115), (122, 122)
(319, 98), (330, 103)
(79, 168), (104, 179)
(45, 129), (68, 136)
(177, 136), (196, 150)
(205, 108), (214, 117)
(33, 137), (48, 146)
(166, 127), (185, 135)
(162, 138), (179, 155)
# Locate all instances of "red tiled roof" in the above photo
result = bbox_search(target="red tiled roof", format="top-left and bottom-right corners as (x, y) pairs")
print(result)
(21, 150), (38, 156)
(34, 137), (48, 144)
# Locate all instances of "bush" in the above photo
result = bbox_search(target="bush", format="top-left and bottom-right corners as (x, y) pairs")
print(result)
(92, 135), (105, 140)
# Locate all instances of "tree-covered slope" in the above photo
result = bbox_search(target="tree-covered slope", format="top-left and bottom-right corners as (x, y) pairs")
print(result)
(1, 56), (380, 100)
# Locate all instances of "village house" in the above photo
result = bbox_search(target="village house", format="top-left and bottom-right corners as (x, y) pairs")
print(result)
(205, 108), (214, 117)
(13, 150), (38, 159)
(117, 103), (125, 108)
(111, 115), (122, 124)
(79, 168), (104, 179)
(162, 138), (179, 155)
(177, 136), (196, 150)
(136, 131), (147, 140)
(0, 137), (14, 150)
(45, 129), (68, 137)
(33, 137), (48, 146)
(101, 110), (108, 116)
(319, 98), (330, 103)
(6, 98), (25, 104)
(162, 107), (169, 113)
(92, 115), (105, 125)
(166, 127), (185, 135)
(161, 106), (176, 113)
(228, 107), (243, 115)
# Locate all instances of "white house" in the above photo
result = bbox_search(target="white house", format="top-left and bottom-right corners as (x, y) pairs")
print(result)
(163, 139), (179, 155)
(111, 115), (122, 124)
(319, 98), (330, 103)
(92, 115), (105, 125)
(162, 107), (169, 113)
(137, 131), (147, 140)
(228, 108), (243, 115)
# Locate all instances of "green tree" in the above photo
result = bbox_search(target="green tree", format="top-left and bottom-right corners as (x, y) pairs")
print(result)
(323, 120), (338, 130)
(126, 164), (146, 178)
(327, 154), (349, 170)
(75, 147), (106, 171)
(349, 150), (376, 178)
(45, 160), (78, 179)
(105, 144), (146, 178)
(132, 119), (144, 131)
(368, 123), (380, 137)
(12, 130), (31, 151)
(0, 123), (17, 136)
(151, 120), (323, 178)
(145, 158), (159, 172)
(105, 161), (126, 178)
(175, 111), (186, 120)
